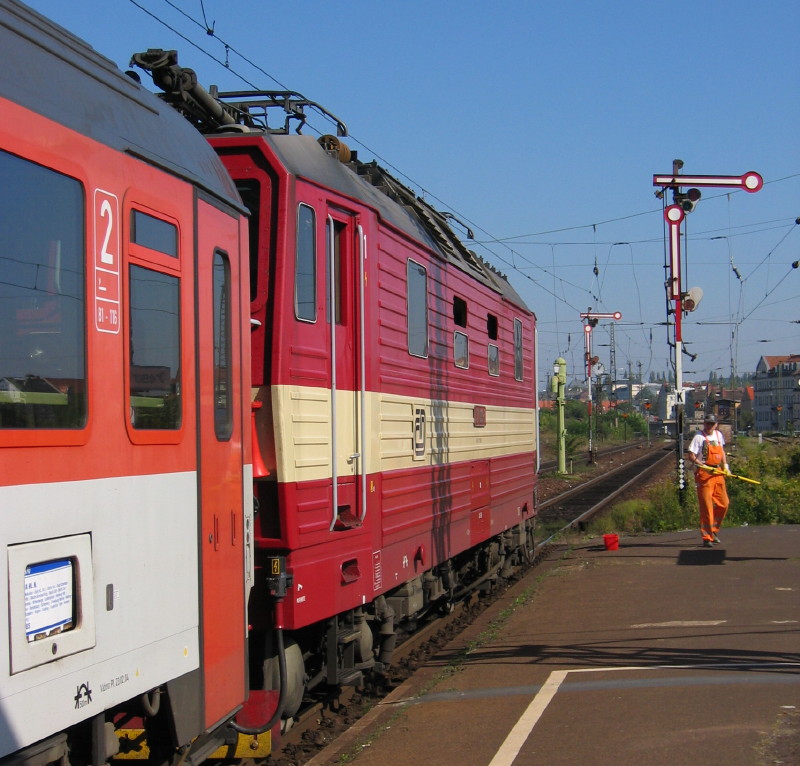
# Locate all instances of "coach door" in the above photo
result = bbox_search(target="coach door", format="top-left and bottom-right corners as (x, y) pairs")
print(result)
(196, 196), (246, 726)
(326, 210), (366, 531)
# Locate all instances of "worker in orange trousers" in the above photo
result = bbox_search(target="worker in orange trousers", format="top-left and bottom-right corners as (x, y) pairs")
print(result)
(687, 414), (730, 548)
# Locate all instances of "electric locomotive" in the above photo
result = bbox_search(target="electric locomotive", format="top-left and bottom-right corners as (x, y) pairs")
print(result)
(130, 49), (539, 724)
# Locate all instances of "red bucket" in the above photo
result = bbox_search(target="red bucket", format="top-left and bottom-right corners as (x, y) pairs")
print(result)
(603, 533), (619, 551)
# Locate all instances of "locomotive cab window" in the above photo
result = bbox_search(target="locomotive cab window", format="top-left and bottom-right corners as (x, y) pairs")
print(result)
(326, 218), (346, 325)
(407, 260), (428, 358)
(236, 180), (261, 303)
(0, 151), (86, 430)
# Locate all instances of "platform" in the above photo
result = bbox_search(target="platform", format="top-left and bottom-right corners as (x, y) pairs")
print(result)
(308, 526), (800, 766)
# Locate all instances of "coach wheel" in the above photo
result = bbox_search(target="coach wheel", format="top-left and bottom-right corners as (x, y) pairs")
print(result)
(264, 635), (305, 719)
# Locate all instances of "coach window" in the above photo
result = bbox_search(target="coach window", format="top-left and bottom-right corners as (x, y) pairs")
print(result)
(514, 318), (523, 381)
(131, 210), (178, 257)
(0, 150), (86, 430)
(129, 265), (181, 429)
(213, 251), (232, 439)
(295, 204), (316, 321)
(407, 260), (428, 357)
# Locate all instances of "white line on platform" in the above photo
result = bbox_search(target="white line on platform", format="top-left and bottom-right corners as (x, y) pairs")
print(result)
(486, 661), (800, 766)
(629, 620), (727, 628)
(487, 670), (568, 766)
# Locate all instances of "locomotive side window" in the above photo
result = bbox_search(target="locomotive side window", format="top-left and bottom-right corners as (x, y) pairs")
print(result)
(213, 251), (232, 440)
(453, 296), (467, 327)
(487, 314), (499, 375)
(487, 313), (498, 340)
(0, 151), (86, 429)
(128, 266), (181, 429)
(295, 204), (316, 322)
(407, 260), (428, 357)
(488, 344), (500, 376)
(514, 318), (524, 381)
(131, 210), (178, 257)
(454, 331), (469, 369)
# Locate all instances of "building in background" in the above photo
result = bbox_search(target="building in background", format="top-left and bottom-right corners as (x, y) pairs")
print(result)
(753, 355), (800, 433)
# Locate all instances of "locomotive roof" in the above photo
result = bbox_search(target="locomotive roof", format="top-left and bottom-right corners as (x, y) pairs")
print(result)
(0, 1), (243, 211)
(126, 51), (529, 313)
(263, 133), (529, 311)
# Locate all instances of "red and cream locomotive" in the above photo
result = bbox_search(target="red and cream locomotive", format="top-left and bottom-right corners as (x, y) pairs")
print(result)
(1, 3), (537, 765)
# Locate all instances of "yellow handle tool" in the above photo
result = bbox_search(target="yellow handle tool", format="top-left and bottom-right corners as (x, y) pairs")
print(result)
(701, 465), (761, 485)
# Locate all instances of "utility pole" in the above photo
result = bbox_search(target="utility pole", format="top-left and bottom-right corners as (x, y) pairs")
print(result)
(653, 162), (762, 498)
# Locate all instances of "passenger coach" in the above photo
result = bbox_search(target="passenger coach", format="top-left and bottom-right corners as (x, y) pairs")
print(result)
(1, 4), (252, 764)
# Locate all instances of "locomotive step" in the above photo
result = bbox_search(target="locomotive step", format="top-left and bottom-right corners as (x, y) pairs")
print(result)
(336, 628), (363, 645)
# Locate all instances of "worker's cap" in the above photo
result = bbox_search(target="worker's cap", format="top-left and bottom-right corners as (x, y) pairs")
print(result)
(703, 414), (717, 423)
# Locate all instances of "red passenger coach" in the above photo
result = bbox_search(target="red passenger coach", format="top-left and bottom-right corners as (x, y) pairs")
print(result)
(134, 52), (538, 719)
(1, 4), (252, 766)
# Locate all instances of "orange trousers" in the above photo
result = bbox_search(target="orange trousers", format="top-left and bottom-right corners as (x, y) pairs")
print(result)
(695, 474), (729, 541)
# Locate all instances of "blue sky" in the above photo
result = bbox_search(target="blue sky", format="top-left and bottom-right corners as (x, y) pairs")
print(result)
(26, 0), (800, 384)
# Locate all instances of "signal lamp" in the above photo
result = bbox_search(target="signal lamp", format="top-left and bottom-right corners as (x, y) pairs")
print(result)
(681, 187), (702, 213)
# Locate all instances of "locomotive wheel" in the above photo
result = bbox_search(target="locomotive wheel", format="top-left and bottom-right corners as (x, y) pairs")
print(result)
(263, 635), (305, 719)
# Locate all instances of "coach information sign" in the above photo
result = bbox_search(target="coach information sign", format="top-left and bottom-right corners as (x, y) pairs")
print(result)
(25, 559), (74, 642)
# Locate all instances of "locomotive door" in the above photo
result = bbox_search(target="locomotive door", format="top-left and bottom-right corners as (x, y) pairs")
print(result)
(326, 211), (366, 531)
(196, 196), (246, 726)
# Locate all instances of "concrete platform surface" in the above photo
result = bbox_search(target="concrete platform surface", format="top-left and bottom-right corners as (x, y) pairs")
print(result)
(308, 525), (800, 766)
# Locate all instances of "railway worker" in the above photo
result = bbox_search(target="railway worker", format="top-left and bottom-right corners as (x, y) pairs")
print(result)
(686, 414), (730, 548)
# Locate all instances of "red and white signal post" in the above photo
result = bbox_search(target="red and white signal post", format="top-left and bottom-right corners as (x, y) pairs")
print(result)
(652, 162), (762, 492)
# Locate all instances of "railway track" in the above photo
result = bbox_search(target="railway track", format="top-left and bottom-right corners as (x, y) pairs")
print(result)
(538, 439), (648, 474)
(272, 442), (677, 765)
(538, 445), (674, 529)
